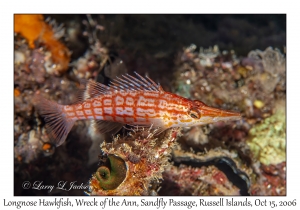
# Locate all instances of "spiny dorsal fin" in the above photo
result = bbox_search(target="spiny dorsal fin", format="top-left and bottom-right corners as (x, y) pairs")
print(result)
(75, 79), (112, 103)
(76, 72), (163, 103)
(109, 72), (163, 92)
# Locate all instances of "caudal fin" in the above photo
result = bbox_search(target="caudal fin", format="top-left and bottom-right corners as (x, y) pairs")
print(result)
(35, 95), (76, 146)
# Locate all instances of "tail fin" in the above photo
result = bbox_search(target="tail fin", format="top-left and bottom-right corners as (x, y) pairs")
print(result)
(35, 95), (76, 146)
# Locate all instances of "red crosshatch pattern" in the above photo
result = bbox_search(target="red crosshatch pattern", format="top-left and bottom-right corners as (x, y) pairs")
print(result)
(36, 73), (241, 146)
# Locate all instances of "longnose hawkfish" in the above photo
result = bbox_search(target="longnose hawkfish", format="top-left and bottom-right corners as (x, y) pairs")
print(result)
(36, 72), (241, 146)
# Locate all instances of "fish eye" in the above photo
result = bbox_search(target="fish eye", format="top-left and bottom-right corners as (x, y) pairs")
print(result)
(188, 108), (201, 119)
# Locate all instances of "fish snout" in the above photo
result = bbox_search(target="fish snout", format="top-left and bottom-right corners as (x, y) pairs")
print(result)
(199, 105), (241, 124)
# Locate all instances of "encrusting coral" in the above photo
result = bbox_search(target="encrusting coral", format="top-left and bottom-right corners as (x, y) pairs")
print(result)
(89, 127), (180, 195)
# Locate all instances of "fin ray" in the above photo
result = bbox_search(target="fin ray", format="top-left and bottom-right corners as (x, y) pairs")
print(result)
(35, 95), (76, 146)
(75, 73), (164, 104)
(74, 79), (112, 104)
(92, 120), (123, 134)
(109, 72), (163, 92)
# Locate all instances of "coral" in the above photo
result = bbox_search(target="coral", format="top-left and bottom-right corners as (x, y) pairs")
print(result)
(250, 162), (286, 196)
(14, 128), (54, 163)
(14, 14), (70, 74)
(247, 100), (286, 165)
(14, 16), (88, 167)
(162, 165), (240, 196)
(70, 15), (112, 80)
(175, 45), (285, 121)
(71, 45), (111, 80)
(89, 127), (180, 195)
(71, 16), (125, 81)
(172, 44), (286, 196)
(248, 47), (286, 76)
(162, 148), (252, 195)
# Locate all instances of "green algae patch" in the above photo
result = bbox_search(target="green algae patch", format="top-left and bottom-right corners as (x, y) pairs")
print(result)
(247, 102), (286, 165)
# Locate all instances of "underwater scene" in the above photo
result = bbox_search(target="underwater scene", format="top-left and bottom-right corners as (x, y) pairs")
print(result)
(14, 14), (286, 196)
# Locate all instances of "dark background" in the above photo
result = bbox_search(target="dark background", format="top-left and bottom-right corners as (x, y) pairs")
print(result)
(50, 14), (286, 83)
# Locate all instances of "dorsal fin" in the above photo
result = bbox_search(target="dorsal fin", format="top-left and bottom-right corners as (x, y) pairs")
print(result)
(109, 72), (163, 92)
(75, 72), (163, 103)
(74, 79), (112, 104)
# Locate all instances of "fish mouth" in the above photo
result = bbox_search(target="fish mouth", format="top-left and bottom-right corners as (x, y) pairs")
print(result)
(199, 105), (241, 124)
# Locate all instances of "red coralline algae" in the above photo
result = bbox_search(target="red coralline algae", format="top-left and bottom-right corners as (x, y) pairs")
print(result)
(161, 165), (240, 196)
(250, 162), (286, 196)
(212, 170), (227, 185)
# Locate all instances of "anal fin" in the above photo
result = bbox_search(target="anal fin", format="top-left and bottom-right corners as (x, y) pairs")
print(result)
(92, 120), (124, 134)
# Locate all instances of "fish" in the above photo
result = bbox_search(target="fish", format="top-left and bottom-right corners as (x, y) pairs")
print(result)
(35, 72), (241, 146)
